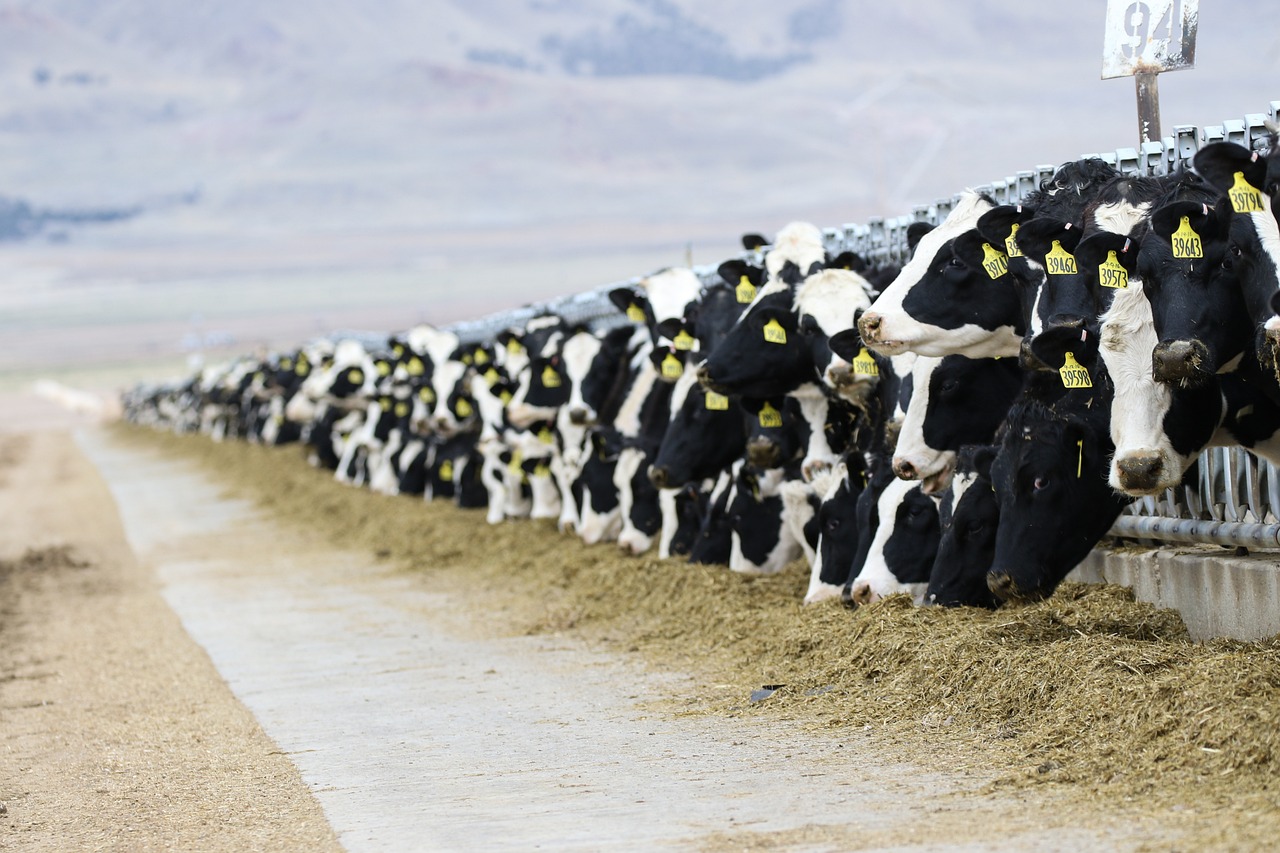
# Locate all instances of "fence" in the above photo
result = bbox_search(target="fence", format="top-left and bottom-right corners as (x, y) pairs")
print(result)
(443, 98), (1280, 551)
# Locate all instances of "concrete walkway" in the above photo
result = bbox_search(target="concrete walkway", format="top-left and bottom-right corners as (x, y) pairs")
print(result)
(76, 430), (1131, 852)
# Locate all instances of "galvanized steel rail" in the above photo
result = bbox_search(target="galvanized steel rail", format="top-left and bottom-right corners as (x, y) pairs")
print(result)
(442, 99), (1280, 551)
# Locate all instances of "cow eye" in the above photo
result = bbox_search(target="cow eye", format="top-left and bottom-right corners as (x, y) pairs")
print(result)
(1033, 476), (1050, 492)
(825, 516), (841, 531)
(947, 257), (966, 270)
(940, 379), (959, 395)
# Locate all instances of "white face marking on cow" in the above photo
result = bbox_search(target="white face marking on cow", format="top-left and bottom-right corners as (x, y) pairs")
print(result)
(1248, 199), (1280, 330)
(657, 487), (681, 559)
(849, 477), (932, 604)
(667, 365), (699, 422)
(863, 192), (996, 356)
(429, 358), (469, 435)
(778, 478), (818, 567)
(614, 447), (654, 555)
(765, 221), (825, 284)
(641, 267), (703, 332)
(802, 463), (847, 605)
(892, 355), (955, 494)
(561, 331), (605, 421)
(728, 467), (800, 575)
(577, 487), (621, 545)
(1091, 200), (1153, 237)
(788, 383), (833, 481)
(1099, 277), (1205, 495)
(614, 346), (658, 438)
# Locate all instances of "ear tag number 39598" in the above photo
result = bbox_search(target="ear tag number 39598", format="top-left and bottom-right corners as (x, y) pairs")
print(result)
(1059, 352), (1092, 389)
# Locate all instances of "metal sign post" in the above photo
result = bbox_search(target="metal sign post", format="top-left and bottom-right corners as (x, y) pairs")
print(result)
(1102, 0), (1199, 144)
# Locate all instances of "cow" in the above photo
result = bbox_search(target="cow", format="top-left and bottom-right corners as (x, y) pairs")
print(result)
(891, 353), (1023, 495)
(925, 444), (1001, 609)
(801, 457), (867, 605)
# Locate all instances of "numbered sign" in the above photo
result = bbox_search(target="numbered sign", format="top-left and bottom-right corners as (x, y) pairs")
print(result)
(1102, 0), (1198, 79)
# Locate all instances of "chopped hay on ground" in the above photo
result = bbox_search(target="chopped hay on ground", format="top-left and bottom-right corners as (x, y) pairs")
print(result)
(121, 426), (1280, 839)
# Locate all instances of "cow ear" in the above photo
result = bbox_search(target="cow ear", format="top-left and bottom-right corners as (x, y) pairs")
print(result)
(1012, 217), (1082, 262)
(826, 250), (867, 272)
(1027, 323), (1101, 373)
(721, 257), (757, 286)
(828, 328), (865, 362)
(966, 444), (998, 481)
(1150, 200), (1216, 243)
(609, 287), (649, 322)
(1194, 141), (1267, 196)
(654, 317), (686, 342)
(1076, 231), (1140, 278)
(742, 233), (768, 251)
(976, 204), (1033, 246)
(951, 230), (1008, 279)
(906, 222), (935, 253)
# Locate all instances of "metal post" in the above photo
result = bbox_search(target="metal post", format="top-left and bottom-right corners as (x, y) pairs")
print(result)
(1135, 71), (1161, 144)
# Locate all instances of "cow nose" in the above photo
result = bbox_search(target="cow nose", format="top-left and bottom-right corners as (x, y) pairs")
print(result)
(1116, 452), (1163, 492)
(1151, 340), (1208, 385)
(568, 407), (591, 425)
(987, 571), (1016, 601)
(695, 363), (715, 389)
(892, 458), (917, 480)
(846, 581), (877, 608)
(648, 465), (669, 489)
(1019, 336), (1050, 372)
(857, 312), (882, 341)
(746, 437), (781, 469)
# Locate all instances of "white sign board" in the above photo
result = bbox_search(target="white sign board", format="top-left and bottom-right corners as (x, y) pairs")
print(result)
(1102, 0), (1198, 79)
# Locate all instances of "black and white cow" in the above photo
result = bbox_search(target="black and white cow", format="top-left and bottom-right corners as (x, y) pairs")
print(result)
(925, 444), (1001, 609)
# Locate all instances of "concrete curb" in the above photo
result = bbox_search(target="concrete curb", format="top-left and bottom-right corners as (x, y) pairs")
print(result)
(1070, 544), (1280, 641)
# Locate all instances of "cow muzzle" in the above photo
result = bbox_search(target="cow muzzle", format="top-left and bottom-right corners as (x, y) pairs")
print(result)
(746, 437), (781, 469)
(1114, 451), (1167, 495)
(1151, 339), (1210, 387)
(986, 571), (1047, 604)
(568, 406), (593, 426)
(843, 580), (879, 608)
(695, 363), (729, 396)
(648, 465), (671, 489)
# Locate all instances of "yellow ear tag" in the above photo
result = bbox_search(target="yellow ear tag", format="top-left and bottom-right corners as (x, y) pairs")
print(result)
(455, 398), (473, 417)
(981, 243), (1009, 279)
(1098, 250), (1129, 289)
(500, 389), (513, 405)
(348, 368), (364, 384)
(407, 357), (425, 376)
(395, 401), (409, 417)
(484, 367), (500, 386)
(673, 329), (695, 351)
(377, 361), (391, 377)
(506, 338), (524, 356)
(419, 386), (435, 404)
(537, 427), (555, 444)
(507, 450), (523, 475)
(473, 348), (489, 365)
(852, 347), (879, 377)
(533, 463), (550, 477)
(462, 353), (473, 365)
(705, 391), (730, 411)
(254, 371), (264, 383)
(380, 398), (392, 412)
(392, 344), (405, 358)
(1059, 352), (1092, 389)
(763, 318), (787, 344)
(541, 365), (562, 388)
(281, 357), (293, 370)
(1005, 223), (1022, 257)
(758, 401), (783, 428)
(661, 352), (684, 379)
(736, 275), (757, 304)
(439, 460), (453, 480)
(1229, 171), (1265, 213)
(1172, 216), (1203, 259)
(295, 361), (308, 376)
(626, 302), (646, 323)
(1045, 240), (1078, 275)
(1076, 438), (1084, 479)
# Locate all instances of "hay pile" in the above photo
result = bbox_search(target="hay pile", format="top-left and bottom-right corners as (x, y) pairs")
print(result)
(126, 427), (1280, 830)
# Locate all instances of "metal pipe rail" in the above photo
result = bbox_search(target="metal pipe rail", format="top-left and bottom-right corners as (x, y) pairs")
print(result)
(440, 98), (1280, 550)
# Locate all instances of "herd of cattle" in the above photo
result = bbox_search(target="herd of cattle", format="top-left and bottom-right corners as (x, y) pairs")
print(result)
(124, 137), (1280, 610)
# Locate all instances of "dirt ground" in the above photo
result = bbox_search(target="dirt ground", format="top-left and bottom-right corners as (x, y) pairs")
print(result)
(3, 406), (1278, 850)
(0, 429), (340, 852)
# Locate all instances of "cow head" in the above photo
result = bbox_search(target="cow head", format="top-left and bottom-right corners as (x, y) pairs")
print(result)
(857, 192), (998, 356)
(1142, 198), (1240, 387)
(926, 444), (1000, 609)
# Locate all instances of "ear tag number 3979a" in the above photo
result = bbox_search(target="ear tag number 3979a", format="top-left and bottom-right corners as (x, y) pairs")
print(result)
(763, 319), (787, 344)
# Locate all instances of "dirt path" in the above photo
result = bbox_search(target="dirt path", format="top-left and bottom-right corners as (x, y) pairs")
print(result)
(4, 425), (1187, 851)
(0, 429), (340, 851)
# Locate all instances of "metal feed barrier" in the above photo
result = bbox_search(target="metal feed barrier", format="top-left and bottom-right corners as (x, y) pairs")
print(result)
(443, 99), (1280, 552)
